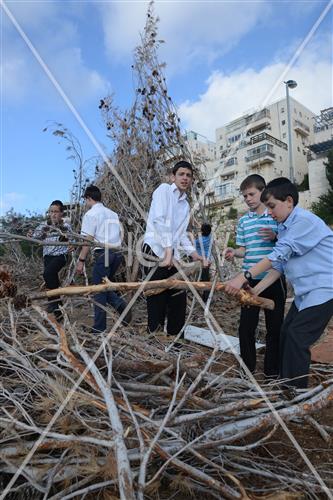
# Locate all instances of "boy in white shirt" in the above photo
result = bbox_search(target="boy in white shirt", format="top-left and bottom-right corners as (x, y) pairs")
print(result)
(76, 185), (131, 332)
(143, 161), (204, 335)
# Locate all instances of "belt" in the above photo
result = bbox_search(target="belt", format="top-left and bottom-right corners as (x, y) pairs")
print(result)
(93, 248), (105, 253)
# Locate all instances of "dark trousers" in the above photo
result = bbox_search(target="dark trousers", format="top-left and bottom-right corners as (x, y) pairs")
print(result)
(238, 277), (286, 376)
(143, 245), (186, 335)
(43, 254), (67, 320)
(92, 250), (125, 332)
(280, 299), (333, 388)
(200, 267), (210, 303)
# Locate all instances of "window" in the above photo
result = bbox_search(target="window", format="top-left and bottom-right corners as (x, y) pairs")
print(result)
(282, 133), (286, 138)
(281, 120), (286, 125)
(216, 182), (234, 198)
(247, 143), (273, 157)
(225, 157), (237, 167)
(281, 107), (285, 113)
(299, 111), (302, 117)
(279, 156), (282, 162)
(227, 134), (241, 144)
(297, 146), (300, 152)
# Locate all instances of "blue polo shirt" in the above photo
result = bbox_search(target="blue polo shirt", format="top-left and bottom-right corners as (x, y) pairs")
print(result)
(236, 209), (278, 279)
(268, 206), (333, 311)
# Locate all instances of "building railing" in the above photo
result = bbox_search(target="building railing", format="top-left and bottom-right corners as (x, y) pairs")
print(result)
(214, 189), (237, 201)
(225, 157), (238, 167)
(249, 132), (288, 150)
(225, 108), (271, 133)
(245, 150), (275, 162)
(246, 108), (271, 124)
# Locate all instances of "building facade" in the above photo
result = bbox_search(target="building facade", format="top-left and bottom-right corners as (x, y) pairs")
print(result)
(308, 108), (333, 203)
(206, 97), (315, 213)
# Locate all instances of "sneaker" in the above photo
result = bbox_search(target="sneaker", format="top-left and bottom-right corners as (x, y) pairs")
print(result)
(116, 303), (132, 326)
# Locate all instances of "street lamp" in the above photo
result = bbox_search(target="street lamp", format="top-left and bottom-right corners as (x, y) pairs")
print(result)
(284, 79), (297, 183)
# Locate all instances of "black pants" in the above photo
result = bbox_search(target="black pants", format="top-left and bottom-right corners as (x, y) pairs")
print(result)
(280, 299), (333, 388)
(143, 245), (186, 335)
(43, 254), (67, 320)
(238, 277), (286, 376)
(200, 267), (210, 303)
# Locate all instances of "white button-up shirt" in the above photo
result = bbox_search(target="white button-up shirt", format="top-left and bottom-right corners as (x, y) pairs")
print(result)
(81, 202), (121, 249)
(143, 183), (195, 260)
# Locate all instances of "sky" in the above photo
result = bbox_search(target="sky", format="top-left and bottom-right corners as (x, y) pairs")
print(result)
(1, 0), (332, 215)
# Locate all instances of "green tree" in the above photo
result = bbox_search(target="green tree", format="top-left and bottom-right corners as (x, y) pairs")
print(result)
(312, 149), (333, 225)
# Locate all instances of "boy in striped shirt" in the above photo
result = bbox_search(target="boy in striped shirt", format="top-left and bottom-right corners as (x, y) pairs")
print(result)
(225, 174), (286, 377)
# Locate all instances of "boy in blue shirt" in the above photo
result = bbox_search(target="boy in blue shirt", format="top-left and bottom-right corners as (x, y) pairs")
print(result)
(225, 175), (286, 377)
(195, 223), (213, 303)
(225, 178), (333, 388)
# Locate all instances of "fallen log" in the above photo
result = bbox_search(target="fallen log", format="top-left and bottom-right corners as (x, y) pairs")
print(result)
(27, 279), (275, 310)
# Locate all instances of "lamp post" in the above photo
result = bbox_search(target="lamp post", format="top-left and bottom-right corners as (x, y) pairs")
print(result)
(284, 79), (297, 183)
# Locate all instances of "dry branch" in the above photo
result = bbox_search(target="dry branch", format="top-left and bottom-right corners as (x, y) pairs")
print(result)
(26, 279), (275, 310)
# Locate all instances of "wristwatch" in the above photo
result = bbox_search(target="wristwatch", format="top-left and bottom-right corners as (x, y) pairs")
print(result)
(79, 258), (86, 263)
(243, 270), (252, 281)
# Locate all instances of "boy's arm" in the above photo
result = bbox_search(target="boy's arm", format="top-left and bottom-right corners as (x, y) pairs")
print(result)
(149, 185), (173, 265)
(76, 215), (96, 274)
(225, 246), (245, 259)
(251, 269), (281, 295)
(224, 257), (273, 294)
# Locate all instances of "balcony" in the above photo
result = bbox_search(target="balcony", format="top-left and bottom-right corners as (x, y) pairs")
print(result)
(249, 132), (288, 150)
(246, 122), (271, 136)
(294, 119), (310, 136)
(214, 190), (236, 203)
(245, 150), (275, 167)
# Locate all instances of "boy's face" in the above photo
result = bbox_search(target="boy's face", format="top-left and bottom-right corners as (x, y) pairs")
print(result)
(172, 167), (193, 193)
(84, 196), (94, 208)
(241, 186), (263, 211)
(49, 205), (63, 224)
(264, 195), (294, 223)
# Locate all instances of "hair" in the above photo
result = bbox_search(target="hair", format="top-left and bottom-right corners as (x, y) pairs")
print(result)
(239, 174), (266, 192)
(50, 200), (64, 212)
(260, 177), (299, 205)
(83, 185), (102, 202)
(201, 223), (212, 237)
(172, 160), (193, 175)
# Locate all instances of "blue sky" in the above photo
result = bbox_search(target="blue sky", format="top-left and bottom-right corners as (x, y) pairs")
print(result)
(1, 0), (332, 215)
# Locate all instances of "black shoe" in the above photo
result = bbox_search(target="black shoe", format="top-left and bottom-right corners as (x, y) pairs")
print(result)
(116, 303), (132, 326)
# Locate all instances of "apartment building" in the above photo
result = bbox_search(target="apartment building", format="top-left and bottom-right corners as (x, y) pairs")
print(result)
(206, 97), (315, 212)
(308, 107), (333, 203)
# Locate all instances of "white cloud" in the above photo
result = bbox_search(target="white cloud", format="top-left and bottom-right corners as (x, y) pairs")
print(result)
(178, 37), (333, 139)
(98, 1), (268, 73)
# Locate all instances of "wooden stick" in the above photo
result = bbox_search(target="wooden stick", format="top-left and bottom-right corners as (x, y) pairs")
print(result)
(29, 279), (275, 310)
(143, 261), (201, 297)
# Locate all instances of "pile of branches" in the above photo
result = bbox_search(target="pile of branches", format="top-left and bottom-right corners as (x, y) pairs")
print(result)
(1, 298), (333, 499)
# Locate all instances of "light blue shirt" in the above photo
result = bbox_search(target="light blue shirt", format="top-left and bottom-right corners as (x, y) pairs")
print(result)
(268, 206), (333, 311)
(195, 234), (212, 258)
(236, 209), (278, 279)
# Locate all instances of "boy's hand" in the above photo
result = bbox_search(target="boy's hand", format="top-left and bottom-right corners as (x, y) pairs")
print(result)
(224, 247), (235, 261)
(27, 229), (33, 237)
(224, 273), (247, 296)
(190, 251), (203, 262)
(258, 227), (277, 241)
(76, 260), (85, 275)
(159, 247), (173, 268)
